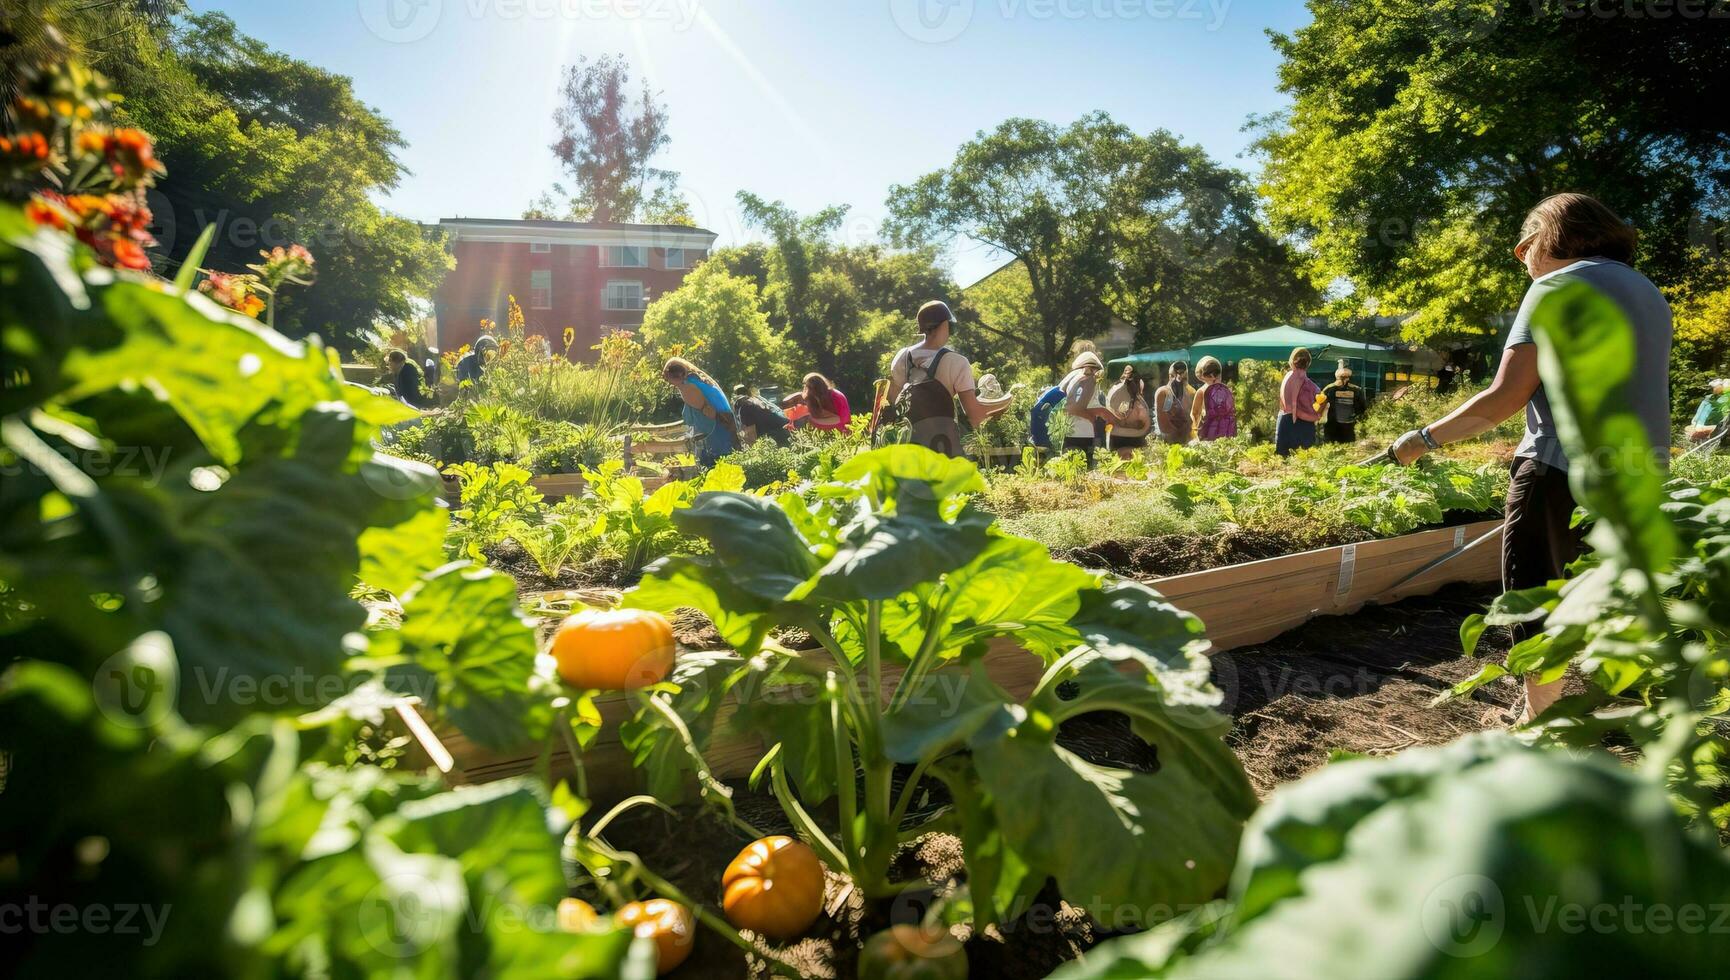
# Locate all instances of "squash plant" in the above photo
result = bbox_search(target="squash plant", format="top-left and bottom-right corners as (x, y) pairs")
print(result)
(618, 446), (1256, 923)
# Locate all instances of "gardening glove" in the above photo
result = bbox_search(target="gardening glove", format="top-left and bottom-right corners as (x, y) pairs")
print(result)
(1391, 429), (1430, 466)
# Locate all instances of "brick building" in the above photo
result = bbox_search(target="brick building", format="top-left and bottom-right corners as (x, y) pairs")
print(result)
(431, 218), (718, 359)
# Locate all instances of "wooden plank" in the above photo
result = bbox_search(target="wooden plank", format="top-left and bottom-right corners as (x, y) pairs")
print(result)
(414, 520), (1505, 791)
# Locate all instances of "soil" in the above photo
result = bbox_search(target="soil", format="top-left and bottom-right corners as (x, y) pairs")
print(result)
(589, 584), (1528, 979)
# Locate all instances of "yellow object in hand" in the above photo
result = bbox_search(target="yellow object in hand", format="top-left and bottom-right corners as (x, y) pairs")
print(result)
(1314, 392), (1327, 411)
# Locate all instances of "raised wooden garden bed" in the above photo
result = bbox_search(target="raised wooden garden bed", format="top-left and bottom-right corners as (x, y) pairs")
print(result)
(407, 519), (1502, 796)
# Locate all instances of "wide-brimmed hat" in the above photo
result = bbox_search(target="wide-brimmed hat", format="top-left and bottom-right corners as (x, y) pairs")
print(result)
(1071, 351), (1105, 371)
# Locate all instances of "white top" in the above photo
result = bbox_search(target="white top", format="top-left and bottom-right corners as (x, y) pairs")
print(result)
(891, 344), (975, 394)
(1063, 369), (1104, 439)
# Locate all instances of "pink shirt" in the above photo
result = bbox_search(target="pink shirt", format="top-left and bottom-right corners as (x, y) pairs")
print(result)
(1280, 370), (1322, 422)
(810, 389), (851, 430)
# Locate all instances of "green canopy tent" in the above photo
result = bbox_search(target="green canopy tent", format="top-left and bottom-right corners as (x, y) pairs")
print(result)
(1109, 326), (1410, 394)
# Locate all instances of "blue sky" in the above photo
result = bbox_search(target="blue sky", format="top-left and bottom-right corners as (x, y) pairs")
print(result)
(191, 0), (1312, 284)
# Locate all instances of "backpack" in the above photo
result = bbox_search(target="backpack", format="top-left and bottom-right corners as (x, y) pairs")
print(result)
(895, 347), (956, 425)
(1029, 384), (1066, 448)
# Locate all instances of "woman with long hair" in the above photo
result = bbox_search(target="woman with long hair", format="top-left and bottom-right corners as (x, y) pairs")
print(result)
(661, 357), (737, 465)
(782, 372), (852, 431)
(1105, 365), (1152, 458)
(1386, 192), (1671, 723)
(1274, 347), (1321, 456)
(1194, 356), (1237, 441)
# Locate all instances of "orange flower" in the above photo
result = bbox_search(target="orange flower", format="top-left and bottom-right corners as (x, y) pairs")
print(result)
(26, 189), (156, 270)
(0, 132), (52, 177)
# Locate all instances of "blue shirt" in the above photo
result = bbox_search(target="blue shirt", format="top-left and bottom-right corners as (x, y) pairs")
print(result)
(682, 377), (735, 457)
(1504, 258), (1672, 471)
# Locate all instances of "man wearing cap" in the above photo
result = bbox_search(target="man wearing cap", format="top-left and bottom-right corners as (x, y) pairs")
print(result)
(887, 300), (1012, 457)
(1061, 351), (1118, 467)
(732, 383), (792, 447)
(1319, 361), (1369, 444)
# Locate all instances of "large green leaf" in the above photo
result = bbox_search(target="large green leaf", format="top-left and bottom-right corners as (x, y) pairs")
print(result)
(935, 534), (1101, 662)
(667, 491), (819, 601)
(796, 500), (994, 602)
(832, 443), (986, 504)
(880, 663), (1020, 763)
(1059, 736), (1730, 978)
(625, 554), (779, 653)
(375, 563), (550, 751)
(1070, 579), (1214, 700)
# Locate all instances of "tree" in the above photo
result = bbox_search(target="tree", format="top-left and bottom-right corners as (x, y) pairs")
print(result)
(1256, 0), (1730, 343)
(9, 6), (453, 349)
(124, 13), (451, 349)
(957, 263), (1041, 381)
(885, 113), (1312, 370)
(541, 54), (688, 224)
(638, 263), (789, 388)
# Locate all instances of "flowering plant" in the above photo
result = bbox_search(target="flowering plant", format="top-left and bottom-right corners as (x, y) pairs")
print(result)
(197, 271), (267, 319)
(6, 58), (165, 272)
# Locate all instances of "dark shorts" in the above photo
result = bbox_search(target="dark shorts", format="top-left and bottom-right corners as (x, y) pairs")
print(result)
(1110, 435), (1148, 449)
(1322, 421), (1357, 443)
(1274, 414), (1316, 456)
(1502, 457), (1584, 643)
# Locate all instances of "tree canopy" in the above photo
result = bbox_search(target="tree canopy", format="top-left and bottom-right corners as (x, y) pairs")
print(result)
(639, 263), (788, 387)
(6, 3), (452, 350)
(1256, 0), (1730, 343)
(530, 54), (691, 226)
(884, 112), (1314, 370)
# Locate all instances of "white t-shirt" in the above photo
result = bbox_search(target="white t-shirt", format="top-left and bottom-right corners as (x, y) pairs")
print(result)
(1063, 370), (1104, 439)
(891, 345), (975, 395)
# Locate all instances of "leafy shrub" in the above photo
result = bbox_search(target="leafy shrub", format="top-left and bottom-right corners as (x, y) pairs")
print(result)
(522, 421), (620, 474)
(0, 198), (638, 974)
(728, 436), (800, 489)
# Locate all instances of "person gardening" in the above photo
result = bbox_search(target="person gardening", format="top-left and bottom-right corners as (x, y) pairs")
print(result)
(1386, 192), (1672, 724)
(1061, 351), (1118, 468)
(386, 349), (433, 409)
(1319, 361), (1369, 444)
(886, 300), (1011, 457)
(455, 335), (499, 386)
(782, 373), (851, 431)
(1686, 378), (1729, 443)
(661, 357), (737, 467)
(733, 384), (792, 447)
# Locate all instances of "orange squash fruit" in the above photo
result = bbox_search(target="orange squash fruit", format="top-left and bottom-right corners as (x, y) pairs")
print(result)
(720, 835), (825, 939)
(615, 899), (694, 974)
(551, 608), (676, 690)
(555, 897), (597, 932)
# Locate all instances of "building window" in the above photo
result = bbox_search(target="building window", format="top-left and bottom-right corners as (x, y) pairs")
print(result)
(604, 280), (645, 311)
(601, 245), (647, 268)
(529, 242), (552, 253)
(664, 247), (688, 269)
(529, 269), (553, 310)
